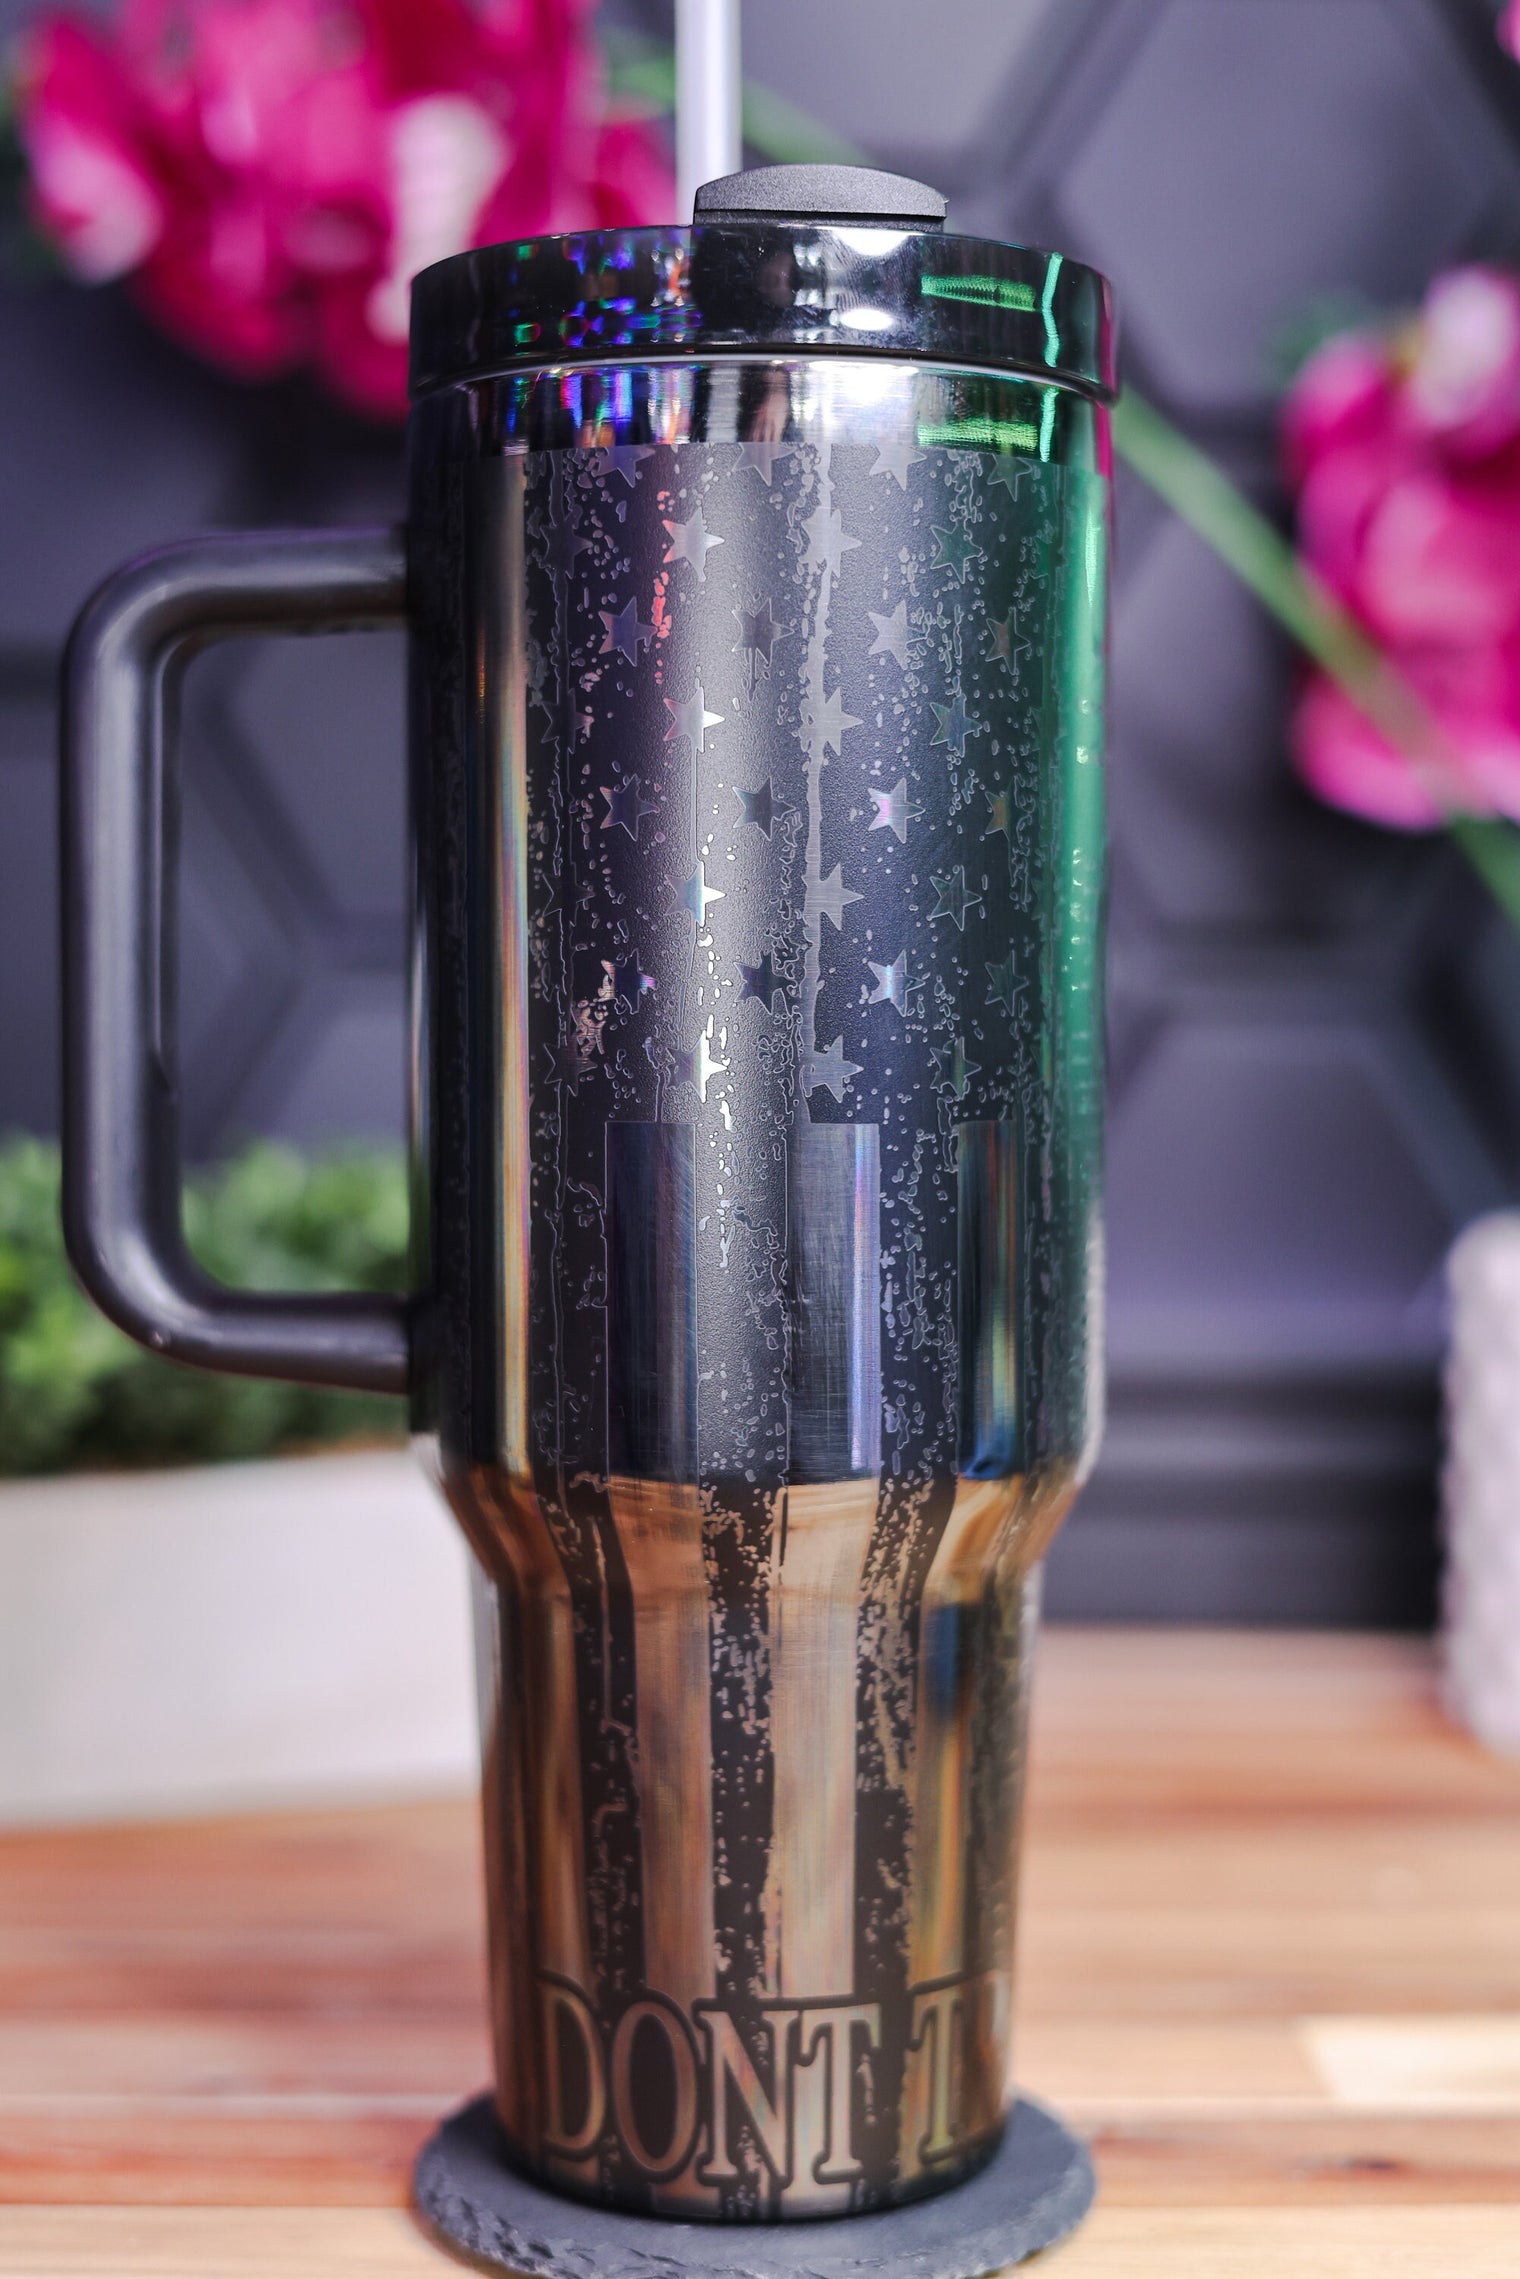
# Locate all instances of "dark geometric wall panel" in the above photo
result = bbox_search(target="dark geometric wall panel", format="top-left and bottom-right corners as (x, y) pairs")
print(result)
(176, 631), (407, 1153)
(6, 0), (1520, 1621)
(0, 285), (239, 648)
(1107, 1019), (1459, 1365)
(1055, 0), (1503, 419)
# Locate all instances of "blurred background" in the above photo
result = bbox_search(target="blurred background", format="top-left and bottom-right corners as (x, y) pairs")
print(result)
(8, 0), (1520, 1815)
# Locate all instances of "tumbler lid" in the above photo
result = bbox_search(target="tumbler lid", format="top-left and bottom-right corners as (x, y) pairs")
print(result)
(409, 163), (1114, 402)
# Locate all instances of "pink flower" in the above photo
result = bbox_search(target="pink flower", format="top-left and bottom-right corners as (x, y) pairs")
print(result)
(1280, 330), (1392, 488)
(1292, 676), (1445, 831)
(1405, 267), (1520, 459)
(1292, 654), (1520, 831)
(1283, 266), (1520, 830)
(16, 0), (675, 421)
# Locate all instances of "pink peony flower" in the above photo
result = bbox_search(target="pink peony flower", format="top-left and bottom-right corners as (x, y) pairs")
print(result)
(15, 0), (675, 421)
(1405, 267), (1520, 459)
(1280, 330), (1392, 488)
(1283, 266), (1520, 830)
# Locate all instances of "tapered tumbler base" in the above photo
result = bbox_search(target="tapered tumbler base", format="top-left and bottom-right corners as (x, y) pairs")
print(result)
(414, 2093), (1094, 2277)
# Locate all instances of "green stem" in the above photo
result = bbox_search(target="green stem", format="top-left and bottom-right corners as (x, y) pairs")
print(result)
(1111, 393), (1520, 934)
(1110, 394), (1371, 683)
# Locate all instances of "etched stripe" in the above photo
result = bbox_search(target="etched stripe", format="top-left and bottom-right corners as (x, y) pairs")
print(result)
(606, 1124), (698, 1482)
(902, 1480), (1025, 2168)
(768, 1124), (883, 2207)
(487, 449), (532, 1477)
(478, 448), (604, 2173)
(612, 1476), (718, 2016)
(466, 1482), (595, 2170)
(525, 456), (648, 2195)
(770, 1479), (878, 2003)
(789, 1125), (881, 1482)
(907, 1479), (1016, 1986)
(770, 1477), (877, 2209)
(851, 1467), (954, 2197)
(774, 1122), (882, 2011)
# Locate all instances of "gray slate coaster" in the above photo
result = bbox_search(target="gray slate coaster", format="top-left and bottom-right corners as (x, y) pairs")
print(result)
(414, 2095), (1095, 2279)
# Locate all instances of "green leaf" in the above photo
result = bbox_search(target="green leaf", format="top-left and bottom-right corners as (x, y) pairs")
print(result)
(0, 1136), (409, 1475)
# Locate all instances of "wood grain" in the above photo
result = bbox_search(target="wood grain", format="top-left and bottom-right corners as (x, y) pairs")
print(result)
(3, 1629), (1519, 2266)
(3, 2205), (1520, 2279)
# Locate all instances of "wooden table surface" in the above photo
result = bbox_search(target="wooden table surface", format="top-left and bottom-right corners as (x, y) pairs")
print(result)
(3, 1628), (1519, 2276)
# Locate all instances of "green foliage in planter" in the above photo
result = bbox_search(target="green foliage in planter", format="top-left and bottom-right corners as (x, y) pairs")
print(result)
(0, 1136), (408, 1475)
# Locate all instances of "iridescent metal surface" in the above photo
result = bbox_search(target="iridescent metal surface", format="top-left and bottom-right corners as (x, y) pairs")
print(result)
(408, 227), (1115, 403)
(408, 353), (1107, 2218)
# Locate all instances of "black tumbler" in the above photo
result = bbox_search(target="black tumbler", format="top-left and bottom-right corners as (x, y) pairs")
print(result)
(62, 163), (1113, 2220)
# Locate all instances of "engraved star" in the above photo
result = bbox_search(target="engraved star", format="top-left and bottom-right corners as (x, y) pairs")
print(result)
(541, 516), (591, 582)
(805, 683), (861, 763)
(986, 953), (1025, 1018)
(599, 595), (655, 663)
(935, 1036), (980, 1100)
(737, 778), (791, 837)
(740, 952), (785, 1009)
(664, 682), (724, 753)
(929, 865), (983, 931)
(930, 521), (982, 582)
(985, 777), (1015, 839)
(870, 439), (922, 489)
(803, 1036), (861, 1101)
(868, 600), (910, 669)
(663, 505), (724, 579)
(803, 503), (861, 578)
(603, 954), (655, 1006)
(811, 865), (863, 933)
(737, 596), (781, 685)
(545, 1037), (595, 1092)
(671, 1022), (729, 1100)
(988, 454), (1030, 500)
(673, 862), (725, 928)
(868, 775), (920, 844)
(597, 444), (654, 488)
(931, 692), (980, 758)
(600, 776), (658, 840)
(987, 613), (1031, 673)
(739, 441), (792, 483)
(867, 952), (918, 1017)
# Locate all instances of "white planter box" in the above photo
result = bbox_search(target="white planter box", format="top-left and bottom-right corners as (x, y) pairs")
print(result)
(0, 1450), (479, 1825)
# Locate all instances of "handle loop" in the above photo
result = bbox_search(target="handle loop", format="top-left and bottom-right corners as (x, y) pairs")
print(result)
(61, 528), (411, 1396)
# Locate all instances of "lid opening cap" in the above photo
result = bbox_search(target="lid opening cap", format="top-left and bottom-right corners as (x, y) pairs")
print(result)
(694, 163), (947, 231)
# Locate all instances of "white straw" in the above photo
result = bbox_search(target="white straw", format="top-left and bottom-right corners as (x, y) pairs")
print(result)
(676, 0), (743, 219)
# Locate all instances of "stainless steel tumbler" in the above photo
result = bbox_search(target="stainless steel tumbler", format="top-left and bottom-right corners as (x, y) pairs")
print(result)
(62, 164), (1112, 2222)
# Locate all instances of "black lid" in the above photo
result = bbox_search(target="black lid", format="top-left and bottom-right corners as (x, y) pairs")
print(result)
(693, 162), (947, 230)
(408, 163), (1114, 403)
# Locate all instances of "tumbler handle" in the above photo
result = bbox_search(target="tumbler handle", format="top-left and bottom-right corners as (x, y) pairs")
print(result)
(61, 528), (411, 1397)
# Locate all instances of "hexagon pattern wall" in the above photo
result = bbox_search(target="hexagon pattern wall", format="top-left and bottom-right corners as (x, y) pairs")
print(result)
(5, 0), (1520, 1618)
